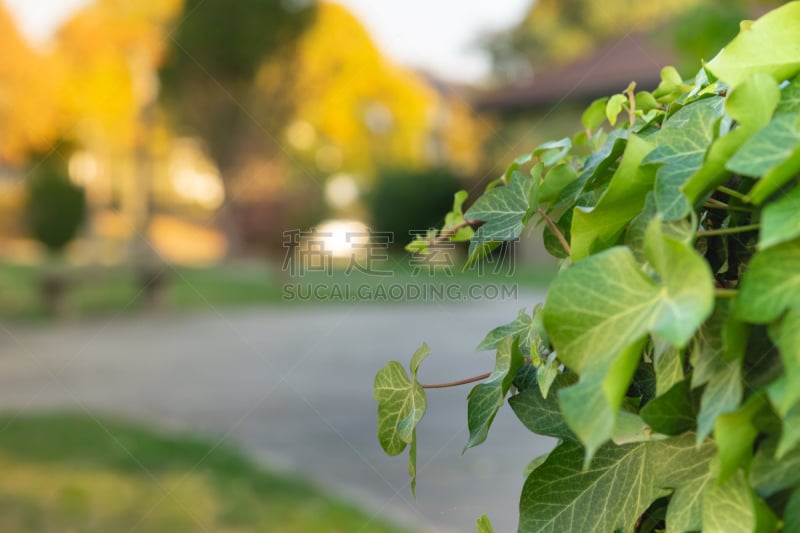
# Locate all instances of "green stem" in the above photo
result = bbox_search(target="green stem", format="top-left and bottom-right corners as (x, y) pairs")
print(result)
(427, 219), (481, 247)
(714, 288), (738, 299)
(538, 209), (571, 256)
(420, 372), (491, 389)
(704, 198), (752, 213)
(697, 223), (760, 237)
(420, 358), (533, 389)
(717, 185), (748, 202)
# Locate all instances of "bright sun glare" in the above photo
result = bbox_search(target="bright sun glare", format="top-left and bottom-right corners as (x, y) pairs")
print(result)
(312, 219), (370, 258)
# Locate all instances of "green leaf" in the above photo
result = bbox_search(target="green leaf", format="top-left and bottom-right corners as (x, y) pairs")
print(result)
(527, 164), (542, 216)
(784, 489), (800, 533)
(606, 93), (627, 126)
(702, 470), (755, 533)
(635, 91), (659, 113)
(513, 152), (533, 166)
(640, 379), (699, 435)
(577, 129), (628, 196)
(476, 308), (531, 352)
(754, 493), (779, 533)
(776, 73), (800, 115)
(570, 135), (656, 261)
(444, 190), (475, 242)
(512, 363), (538, 392)
(542, 210), (571, 258)
(544, 220), (713, 457)
(610, 409), (651, 445)
(519, 434), (715, 533)
(691, 303), (745, 443)
(500, 154), (532, 185)
(697, 362), (743, 444)
(409, 343), (428, 377)
(545, 221), (714, 372)
(653, 66), (685, 101)
(653, 343), (684, 396)
(769, 310), (800, 418)
(374, 363), (423, 454)
(463, 241), (501, 271)
(405, 229), (435, 254)
(737, 239), (800, 414)
(582, 97), (608, 132)
(530, 303), (551, 361)
(465, 170), (532, 260)
(533, 137), (572, 166)
(509, 372), (577, 441)
(626, 193), (696, 265)
(643, 97), (724, 220)
(727, 112), (800, 204)
(705, 3), (800, 86)
(475, 514), (494, 533)
(408, 433), (418, 495)
(538, 164), (577, 205)
(465, 336), (523, 451)
(558, 339), (645, 461)
(750, 436), (800, 497)
(536, 351), (560, 399)
(714, 393), (766, 483)
(728, 112), (800, 175)
(522, 452), (550, 478)
(666, 469), (712, 533)
(769, 378), (800, 457)
(625, 191), (659, 262)
(661, 66), (683, 86)
(682, 73), (781, 204)
(759, 183), (800, 250)
(373, 343), (429, 492)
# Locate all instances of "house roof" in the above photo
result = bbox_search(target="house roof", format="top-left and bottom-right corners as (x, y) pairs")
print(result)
(475, 34), (676, 113)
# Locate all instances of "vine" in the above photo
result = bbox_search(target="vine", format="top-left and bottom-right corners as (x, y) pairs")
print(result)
(375, 3), (800, 532)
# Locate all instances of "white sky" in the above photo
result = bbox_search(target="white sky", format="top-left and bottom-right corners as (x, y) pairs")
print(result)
(3, 0), (532, 83)
(3, 0), (89, 43)
(330, 0), (532, 82)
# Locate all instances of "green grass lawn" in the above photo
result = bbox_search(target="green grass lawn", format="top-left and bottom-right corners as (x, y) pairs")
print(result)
(0, 259), (555, 320)
(0, 413), (410, 533)
(0, 262), (285, 320)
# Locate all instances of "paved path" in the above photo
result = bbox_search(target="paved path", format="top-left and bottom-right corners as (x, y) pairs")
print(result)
(0, 295), (554, 532)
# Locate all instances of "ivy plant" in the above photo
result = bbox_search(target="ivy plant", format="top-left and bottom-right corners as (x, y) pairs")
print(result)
(374, 3), (800, 532)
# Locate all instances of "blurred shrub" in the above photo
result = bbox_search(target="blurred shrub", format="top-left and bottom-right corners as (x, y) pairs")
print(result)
(669, 3), (748, 74)
(25, 158), (86, 253)
(368, 168), (461, 249)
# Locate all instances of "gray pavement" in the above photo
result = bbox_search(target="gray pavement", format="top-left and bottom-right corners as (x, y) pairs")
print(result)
(0, 294), (554, 532)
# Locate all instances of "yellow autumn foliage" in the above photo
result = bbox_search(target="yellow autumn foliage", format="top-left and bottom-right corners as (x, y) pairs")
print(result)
(54, 0), (184, 149)
(0, 0), (184, 165)
(0, 5), (62, 163)
(269, 2), (486, 177)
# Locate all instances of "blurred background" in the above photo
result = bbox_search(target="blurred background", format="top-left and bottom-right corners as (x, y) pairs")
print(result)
(0, 0), (784, 531)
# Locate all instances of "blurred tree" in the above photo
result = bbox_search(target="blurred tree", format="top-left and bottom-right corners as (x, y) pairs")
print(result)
(668, 3), (756, 74)
(0, 5), (62, 163)
(25, 156), (87, 253)
(25, 154), (88, 316)
(283, 2), (437, 173)
(53, 0), (186, 277)
(0, 0), (182, 163)
(55, 0), (184, 149)
(158, 0), (316, 252)
(277, 3), (488, 182)
(159, 0), (315, 181)
(486, 0), (783, 81)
